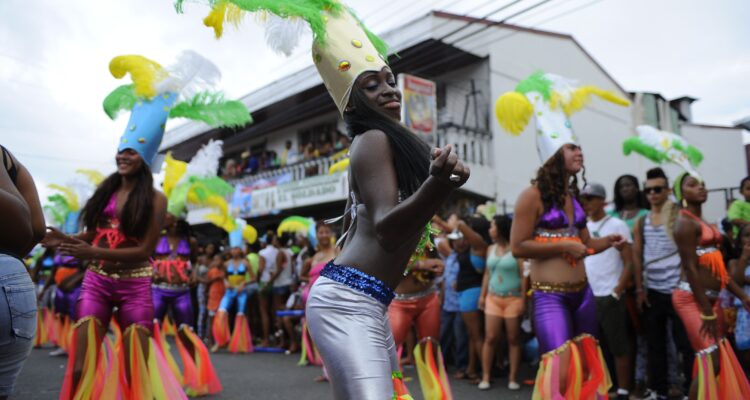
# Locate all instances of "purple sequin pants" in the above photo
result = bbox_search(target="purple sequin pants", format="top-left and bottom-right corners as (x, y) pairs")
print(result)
(152, 286), (194, 328)
(54, 285), (81, 320)
(532, 284), (599, 354)
(76, 270), (153, 330)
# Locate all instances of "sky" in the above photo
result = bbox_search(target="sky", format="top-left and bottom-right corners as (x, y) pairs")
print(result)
(1, 0), (748, 204)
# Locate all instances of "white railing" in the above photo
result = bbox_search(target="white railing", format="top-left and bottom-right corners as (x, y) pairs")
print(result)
(228, 150), (348, 186)
(436, 124), (493, 168)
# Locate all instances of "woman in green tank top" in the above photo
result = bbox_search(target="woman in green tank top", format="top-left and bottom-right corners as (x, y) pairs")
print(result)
(478, 215), (527, 391)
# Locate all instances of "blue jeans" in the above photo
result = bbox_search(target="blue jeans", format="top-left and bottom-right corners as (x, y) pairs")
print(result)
(439, 309), (468, 371)
(0, 254), (36, 397)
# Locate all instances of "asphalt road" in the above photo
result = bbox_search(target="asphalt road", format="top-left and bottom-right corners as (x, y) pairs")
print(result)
(15, 343), (535, 399)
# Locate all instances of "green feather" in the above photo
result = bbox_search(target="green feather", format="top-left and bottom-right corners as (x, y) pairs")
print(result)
(515, 71), (553, 101)
(167, 182), (191, 217)
(622, 137), (667, 163)
(169, 92), (252, 128)
(44, 194), (71, 226)
(228, 0), (344, 46)
(103, 84), (138, 120)
(197, 176), (235, 196)
(672, 140), (704, 167)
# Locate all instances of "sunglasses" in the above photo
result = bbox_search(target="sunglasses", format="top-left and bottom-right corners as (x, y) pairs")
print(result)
(643, 186), (666, 194)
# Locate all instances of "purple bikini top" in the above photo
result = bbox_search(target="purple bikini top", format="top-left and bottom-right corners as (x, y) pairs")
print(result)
(537, 197), (587, 230)
(103, 193), (118, 219)
(154, 235), (191, 257)
(54, 254), (78, 267)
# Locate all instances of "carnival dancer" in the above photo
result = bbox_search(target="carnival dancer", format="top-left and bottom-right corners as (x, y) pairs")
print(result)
(496, 71), (630, 399)
(44, 50), (249, 399)
(212, 242), (256, 354)
(174, 2), (470, 398)
(671, 172), (750, 399)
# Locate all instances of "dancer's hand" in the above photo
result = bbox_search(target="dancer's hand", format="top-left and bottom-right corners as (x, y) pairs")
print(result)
(42, 226), (70, 248)
(430, 145), (470, 188)
(564, 242), (588, 259)
(58, 237), (95, 259)
(607, 234), (627, 250)
(700, 317), (719, 343)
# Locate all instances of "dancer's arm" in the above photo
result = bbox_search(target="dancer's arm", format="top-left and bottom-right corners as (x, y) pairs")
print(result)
(478, 254), (490, 311)
(350, 132), (468, 251)
(511, 187), (584, 259)
(59, 192), (167, 266)
(674, 216), (717, 340)
(455, 219), (488, 255)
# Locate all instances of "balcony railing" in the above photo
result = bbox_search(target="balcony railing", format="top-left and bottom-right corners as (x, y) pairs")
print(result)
(228, 150), (349, 186)
(436, 122), (493, 168)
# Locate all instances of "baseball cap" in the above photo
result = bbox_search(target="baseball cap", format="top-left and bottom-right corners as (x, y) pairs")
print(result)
(581, 183), (606, 199)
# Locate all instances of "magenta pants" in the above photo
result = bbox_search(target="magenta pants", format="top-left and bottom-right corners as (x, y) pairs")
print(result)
(75, 270), (154, 331)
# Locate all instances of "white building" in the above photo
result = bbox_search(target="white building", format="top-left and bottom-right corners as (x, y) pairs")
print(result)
(161, 11), (747, 234)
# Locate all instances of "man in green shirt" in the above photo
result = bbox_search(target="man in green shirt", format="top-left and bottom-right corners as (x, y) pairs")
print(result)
(728, 177), (750, 238)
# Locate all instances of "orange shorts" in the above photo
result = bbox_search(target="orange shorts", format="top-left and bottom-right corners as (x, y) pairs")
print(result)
(485, 293), (524, 318)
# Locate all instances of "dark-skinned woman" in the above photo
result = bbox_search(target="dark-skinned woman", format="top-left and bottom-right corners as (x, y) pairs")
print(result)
(0, 145), (45, 400)
(671, 172), (750, 399)
(495, 71), (631, 398)
(179, 3), (468, 398)
(46, 51), (248, 399)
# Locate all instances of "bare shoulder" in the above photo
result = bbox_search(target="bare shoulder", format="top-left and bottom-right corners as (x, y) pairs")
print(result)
(153, 190), (168, 207)
(673, 214), (699, 238)
(516, 186), (542, 210)
(350, 130), (391, 160)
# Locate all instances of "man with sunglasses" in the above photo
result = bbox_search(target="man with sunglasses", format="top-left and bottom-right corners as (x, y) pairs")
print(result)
(633, 168), (694, 400)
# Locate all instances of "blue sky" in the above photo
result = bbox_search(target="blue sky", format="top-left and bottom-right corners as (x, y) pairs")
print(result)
(1, 0), (748, 202)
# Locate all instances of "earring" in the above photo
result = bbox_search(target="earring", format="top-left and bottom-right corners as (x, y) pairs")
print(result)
(681, 199), (687, 208)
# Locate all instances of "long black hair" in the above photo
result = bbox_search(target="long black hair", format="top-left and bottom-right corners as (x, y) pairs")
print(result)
(492, 214), (512, 243)
(613, 174), (648, 212)
(344, 85), (430, 199)
(80, 163), (155, 238)
(532, 149), (586, 212)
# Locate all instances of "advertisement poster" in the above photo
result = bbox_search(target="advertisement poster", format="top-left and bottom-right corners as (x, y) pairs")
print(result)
(398, 74), (438, 139)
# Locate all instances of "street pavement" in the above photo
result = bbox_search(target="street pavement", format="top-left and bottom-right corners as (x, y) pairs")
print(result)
(15, 344), (535, 399)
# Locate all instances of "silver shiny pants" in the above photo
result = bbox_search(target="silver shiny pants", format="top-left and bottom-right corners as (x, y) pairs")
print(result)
(306, 276), (398, 400)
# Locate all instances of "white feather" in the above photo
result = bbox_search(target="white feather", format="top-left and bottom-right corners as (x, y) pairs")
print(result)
(157, 50), (222, 100)
(181, 139), (225, 183)
(545, 73), (578, 103)
(263, 15), (308, 57)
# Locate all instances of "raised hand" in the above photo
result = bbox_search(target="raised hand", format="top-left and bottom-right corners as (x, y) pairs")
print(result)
(430, 145), (470, 188)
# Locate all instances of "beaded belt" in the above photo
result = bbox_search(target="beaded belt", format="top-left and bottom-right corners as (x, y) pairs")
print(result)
(532, 280), (588, 293)
(696, 246), (719, 257)
(88, 264), (152, 279)
(320, 262), (395, 305)
(152, 282), (189, 291)
(394, 286), (437, 301)
(677, 281), (720, 299)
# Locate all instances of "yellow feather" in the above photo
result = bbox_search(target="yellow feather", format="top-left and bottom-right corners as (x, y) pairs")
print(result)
(109, 55), (166, 98)
(562, 86), (630, 116)
(48, 184), (79, 212)
(494, 92), (533, 135)
(242, 225), (258, 244)
(328, 158), (349, 175)
(75, 169), (104, 186)
(203, 1), (244, 39)
(206, 213), (235, 232)
(162, 153), (187, 198)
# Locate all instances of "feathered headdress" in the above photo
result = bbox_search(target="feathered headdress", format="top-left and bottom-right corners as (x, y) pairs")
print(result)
(103, 50), (252, 166)
(44, 169), (103, 234)
(494, 71), (630, 162)
(174, 0), (390, 116)
(623, 125), (704, 179)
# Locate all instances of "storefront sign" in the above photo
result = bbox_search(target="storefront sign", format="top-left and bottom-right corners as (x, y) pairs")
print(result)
(399, 74), (438, 137)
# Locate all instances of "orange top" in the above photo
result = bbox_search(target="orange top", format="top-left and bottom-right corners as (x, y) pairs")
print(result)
(680, 209), (729, 287)
(54, 267), (79, 286)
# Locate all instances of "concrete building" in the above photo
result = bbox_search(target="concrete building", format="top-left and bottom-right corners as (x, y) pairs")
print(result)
(161, 10), (747, 236)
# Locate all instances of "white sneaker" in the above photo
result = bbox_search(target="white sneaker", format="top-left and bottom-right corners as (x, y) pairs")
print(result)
(508, 381), (521, 390)
(48, 348), (66, 357)
(477, 381), (490, 390)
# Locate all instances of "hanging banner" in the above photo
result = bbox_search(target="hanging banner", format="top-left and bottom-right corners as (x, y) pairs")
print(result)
(399, 74), (438, 138)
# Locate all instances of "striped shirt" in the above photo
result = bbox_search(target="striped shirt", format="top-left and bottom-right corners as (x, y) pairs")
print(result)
(643, 213), (681, 294)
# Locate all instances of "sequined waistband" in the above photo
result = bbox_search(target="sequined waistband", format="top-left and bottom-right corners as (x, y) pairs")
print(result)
(152, 282), (189, 291)
(320, 262), (395, 306)
(534, 230), (579, 239)
(676, 281), (720, 299)
(393, 286), (437, 301)
(696, 246), (719, 257)
(88, 264), (152, 279)
(532, 280), (588, 293)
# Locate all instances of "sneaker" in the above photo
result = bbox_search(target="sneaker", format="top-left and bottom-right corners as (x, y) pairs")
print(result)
(508, 381), (521, 390)
(48, 348), (66, 357)
(477, 381), (490, 390)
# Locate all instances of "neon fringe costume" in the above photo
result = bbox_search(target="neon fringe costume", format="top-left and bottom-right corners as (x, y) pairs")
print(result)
(671, 210), (750, 399)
